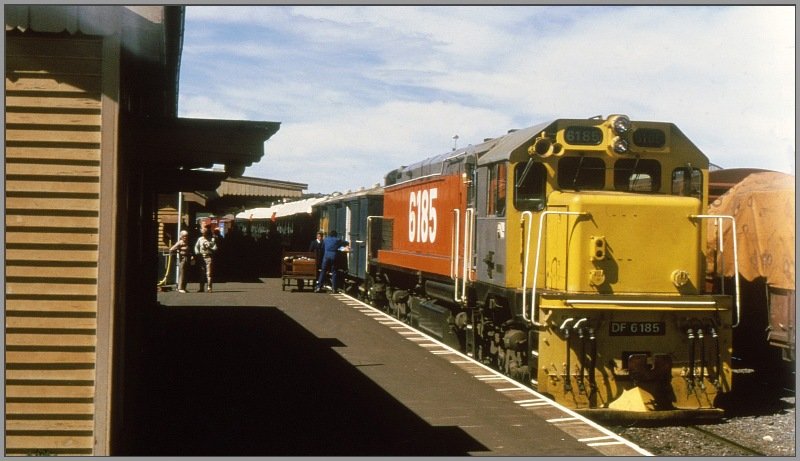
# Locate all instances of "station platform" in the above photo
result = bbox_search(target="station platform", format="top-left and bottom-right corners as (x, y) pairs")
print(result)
(124, 278), (651, 456)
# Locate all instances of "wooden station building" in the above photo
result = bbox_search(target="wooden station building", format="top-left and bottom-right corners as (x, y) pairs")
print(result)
(5, 5), (282, 455)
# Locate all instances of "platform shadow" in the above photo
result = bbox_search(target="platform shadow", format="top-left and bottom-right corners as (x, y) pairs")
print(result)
(118, 304), (487, 456)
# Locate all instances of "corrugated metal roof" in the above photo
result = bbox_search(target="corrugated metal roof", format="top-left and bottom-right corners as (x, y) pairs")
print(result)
(217, 176), (306, 198)
(6, 5), (122, 34)
(5, 6), (171, 57)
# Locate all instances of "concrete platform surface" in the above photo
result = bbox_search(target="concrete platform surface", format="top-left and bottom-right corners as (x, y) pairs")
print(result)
(118, 278), (651, 456)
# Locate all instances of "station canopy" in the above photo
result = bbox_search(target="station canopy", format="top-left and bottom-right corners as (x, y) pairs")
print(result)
(237, 196), (328, 220)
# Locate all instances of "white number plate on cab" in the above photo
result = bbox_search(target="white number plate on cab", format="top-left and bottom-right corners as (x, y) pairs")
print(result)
(609, 321), (665, 336)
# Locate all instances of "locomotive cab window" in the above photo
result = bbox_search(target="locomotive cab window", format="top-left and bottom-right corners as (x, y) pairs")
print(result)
(514, 161), (546, 211)
(671, 167), (703, 199)
(614, 158), (661, 192)
(487, 162), (507, 216)
(557, 156), (605, 190)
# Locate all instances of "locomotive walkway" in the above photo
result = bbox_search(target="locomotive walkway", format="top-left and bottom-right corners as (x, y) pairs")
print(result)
(120, 278), (650, 456)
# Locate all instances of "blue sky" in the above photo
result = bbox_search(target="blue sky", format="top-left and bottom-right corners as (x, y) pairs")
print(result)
(178, 5), (795, 195)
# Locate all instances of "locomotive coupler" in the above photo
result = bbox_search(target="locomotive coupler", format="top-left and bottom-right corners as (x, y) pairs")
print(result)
(609, 353), (675, 411)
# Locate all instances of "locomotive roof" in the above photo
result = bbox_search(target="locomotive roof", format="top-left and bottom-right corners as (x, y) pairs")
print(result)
(315, 183), (385, 206)
(476, 120), (552, 166)
(385, 120), (555, 185)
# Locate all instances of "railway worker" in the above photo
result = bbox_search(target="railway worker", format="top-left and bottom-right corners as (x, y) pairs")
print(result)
(314, 230), (349, 293)
(169, 230), (193, 293)
(194, 226), (218, 292)
(308, 231), (325, 278)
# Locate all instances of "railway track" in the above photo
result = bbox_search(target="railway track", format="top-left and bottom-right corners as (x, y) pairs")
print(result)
(685, 424), (767, 456)
(608, 370), (795, 457)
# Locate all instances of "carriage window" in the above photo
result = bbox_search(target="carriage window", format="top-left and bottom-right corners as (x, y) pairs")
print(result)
(557, 156), (605, 190)
(671, 167), (703, 199)
(514, 161), (546, 211)
(614, 159), (661, 192)
(488, 163), (507, 216)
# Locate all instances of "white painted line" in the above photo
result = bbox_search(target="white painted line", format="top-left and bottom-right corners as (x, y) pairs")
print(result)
(546, 417), (581, 423)
(587, 441), (626, 447)
(334, 292), (653, 457)
(579, 436), (616, 442)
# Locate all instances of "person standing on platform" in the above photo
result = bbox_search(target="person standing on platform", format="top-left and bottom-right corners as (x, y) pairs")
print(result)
(194, 226), (218, 292)
(314, 230), (349, 293)
(309, 231), (325, 279)
(169, 230), (193, 293)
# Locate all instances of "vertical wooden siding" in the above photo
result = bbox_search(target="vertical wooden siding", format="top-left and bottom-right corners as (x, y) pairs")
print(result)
(5, 35), (102, 456)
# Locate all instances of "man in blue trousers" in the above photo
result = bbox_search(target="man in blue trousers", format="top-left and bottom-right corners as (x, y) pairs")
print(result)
(314, 230), (349, 293)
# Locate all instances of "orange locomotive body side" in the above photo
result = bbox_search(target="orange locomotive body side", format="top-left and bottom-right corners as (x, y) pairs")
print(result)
(377, 174), (467, 278)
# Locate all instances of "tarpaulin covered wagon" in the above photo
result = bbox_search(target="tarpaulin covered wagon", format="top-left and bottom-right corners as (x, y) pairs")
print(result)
(706, 170), (795, 361)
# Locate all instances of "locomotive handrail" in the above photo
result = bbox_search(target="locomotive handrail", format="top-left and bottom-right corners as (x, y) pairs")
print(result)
(520, 211), (534, 323)
(451, 208), (461, 302)
(566, 299), (716, 306)
(365, 216), (382, 273)
(461, 207), (475, 303)
(524, 210), (589, 326)
(691, 214), (741, 328)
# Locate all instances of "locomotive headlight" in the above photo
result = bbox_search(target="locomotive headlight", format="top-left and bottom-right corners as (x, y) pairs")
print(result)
(612, 136), (629, 154)
(609, 114), (631, 135)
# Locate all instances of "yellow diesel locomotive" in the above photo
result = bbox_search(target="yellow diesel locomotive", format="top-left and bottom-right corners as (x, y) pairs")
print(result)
(338, 114), (738, 419)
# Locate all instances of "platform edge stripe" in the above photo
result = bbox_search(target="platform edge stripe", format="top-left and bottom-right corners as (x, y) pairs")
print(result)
(587, 441), (626, 447)
(546, 416), (580, 423)
(334, 292), (653, 457)
(578, 435), (615, 442)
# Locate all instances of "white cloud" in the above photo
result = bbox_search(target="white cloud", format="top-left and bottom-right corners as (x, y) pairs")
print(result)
(248, 101), (513, 193)
(179, 5), (795, 193)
